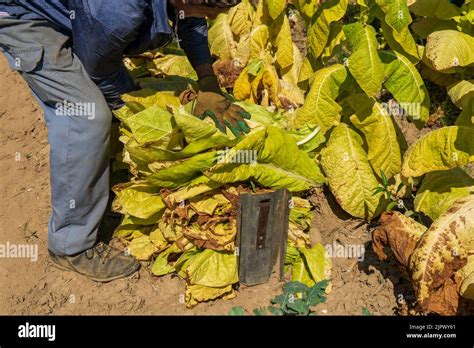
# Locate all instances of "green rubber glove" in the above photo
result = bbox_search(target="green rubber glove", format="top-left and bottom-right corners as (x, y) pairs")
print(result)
(194, 76), (251, 137)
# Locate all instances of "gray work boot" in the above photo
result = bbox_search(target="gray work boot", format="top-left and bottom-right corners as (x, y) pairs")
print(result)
(49, 242), (140, 282)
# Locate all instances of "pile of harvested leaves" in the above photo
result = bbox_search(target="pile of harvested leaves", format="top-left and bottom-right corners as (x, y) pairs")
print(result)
(113, 55), (331, 308)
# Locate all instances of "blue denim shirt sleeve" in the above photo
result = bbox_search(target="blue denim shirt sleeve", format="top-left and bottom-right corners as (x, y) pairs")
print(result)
(68, 0), (148, 109)
(177, 17), (213, 68)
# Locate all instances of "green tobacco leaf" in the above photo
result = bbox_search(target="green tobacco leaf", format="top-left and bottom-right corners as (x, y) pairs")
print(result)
(173, 108), (237, 152)
(409, 0), (461, 20)
(289, 197), (313, 230)
(292, 258), (316, 287)
(185, 284), (234, 308)
(147, 152), (218, 189)
(151, 54), (197, 79)
(415, 168), (474, 221)
(128, 235), (157, 261)
(447, 80), (474, 110)
(321, 22), (346, 63)
(380, 19), (420, 63)
(125, 106), (174, 144)
(234, 101), (280, 126)
(298, 244), (331, 284)
(401, 126), (474, 177)
(174, 248), (201, 278)
(207, 127), (327, 192)
(380, 50), (430, 128)
(121, 89), (180, 110)
(293, 0), (319, 22)
(306, 0), (349, 60)
(228, 0), (253, 37)
(455, 99), (474, 128)
(208, 13), (236, 61)
(420, 64), (458, 88)
(113, 183), (166, 219)
(344, 23), (384, 97)
(186, 249), (238, 287)
(151, 253), (176, 276)
(250, 25), (270, 60)
(293, 64), (351, 133)
(375, 0), (412, 33)
(321, 124), (387, 220)
(350, 99), (402, 179)
(113, 223), (153, 240)
(265, 0), (286, 20)
(425, 30), (474, 72)
(411, 18), (458, 39)
(274, 14), (294, 71)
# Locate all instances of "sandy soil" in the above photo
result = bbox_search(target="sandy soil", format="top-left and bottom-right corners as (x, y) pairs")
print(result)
(0, 54), (413, 316)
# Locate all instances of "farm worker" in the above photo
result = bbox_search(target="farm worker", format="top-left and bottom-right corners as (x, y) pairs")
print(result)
(0, 0), (249, 282)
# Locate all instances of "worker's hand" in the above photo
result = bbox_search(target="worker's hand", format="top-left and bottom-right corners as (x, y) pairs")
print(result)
(194, 76), (251, 137)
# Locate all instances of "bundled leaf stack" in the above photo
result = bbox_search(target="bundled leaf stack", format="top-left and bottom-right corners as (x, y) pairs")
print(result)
(112, 64), (331, 307)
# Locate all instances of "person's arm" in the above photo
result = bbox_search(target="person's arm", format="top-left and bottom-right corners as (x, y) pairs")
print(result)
(174, 14), (251, 136)
(68, 0), (145, 109)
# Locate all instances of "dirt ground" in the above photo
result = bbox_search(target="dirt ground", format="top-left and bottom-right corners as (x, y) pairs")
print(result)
(0, 54), (418, 316)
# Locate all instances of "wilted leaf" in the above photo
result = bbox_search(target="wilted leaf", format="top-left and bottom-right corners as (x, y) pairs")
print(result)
(458, 256), (474, 300)
(410, 196), (474, 313)
(372, 211), (427, 267)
